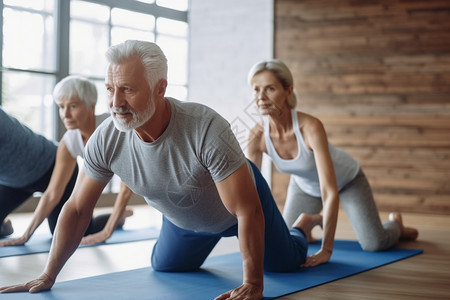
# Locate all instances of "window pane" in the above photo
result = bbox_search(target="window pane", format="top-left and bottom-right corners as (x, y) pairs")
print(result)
(70, 20), (109, 77)
(111, 8), (155, 46)
(2, 71), (55, 139)
(111, 8), (155, 29)
(157, 36), (188, 85)
(156, 0), (188, 11)
(70, 0), (109, 23)
(111, 27), (155, 46)
(136, 0), (155, 4)
(4, 0), (54, 12)
(157, 17), (188, 37)
(3, 8), (55, 71)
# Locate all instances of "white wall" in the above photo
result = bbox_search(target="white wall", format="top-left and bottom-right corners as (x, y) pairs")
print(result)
(188, 0), (274, 179)
(189, 0), (273, 145)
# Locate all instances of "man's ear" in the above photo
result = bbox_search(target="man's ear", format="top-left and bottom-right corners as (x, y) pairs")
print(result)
(155, 79), (168, 97)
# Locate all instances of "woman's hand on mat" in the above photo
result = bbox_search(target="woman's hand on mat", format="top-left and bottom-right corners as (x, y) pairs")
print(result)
(214, 282), (263, 300)
(0, 272), (54, 294)
(0, 235), (28, 247)
(301, 249), (331, 267)
(80, 230), (110, 245)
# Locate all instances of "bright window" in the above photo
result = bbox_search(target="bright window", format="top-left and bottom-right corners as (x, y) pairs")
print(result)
(1, 2), (56, 137)
(1, 0), (189, 141)
(157, 0), (189, 11)
(2, 71), (55, 138)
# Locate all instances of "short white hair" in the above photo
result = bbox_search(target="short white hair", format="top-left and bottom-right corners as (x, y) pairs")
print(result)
(53, 75), (97, 107)
(105, 40), (168, 89)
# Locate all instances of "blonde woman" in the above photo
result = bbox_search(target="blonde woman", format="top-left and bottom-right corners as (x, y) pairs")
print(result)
(247, 59), (418, 267)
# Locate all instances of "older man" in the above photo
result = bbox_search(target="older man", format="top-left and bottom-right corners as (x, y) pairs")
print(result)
(0, 40), (319, 300)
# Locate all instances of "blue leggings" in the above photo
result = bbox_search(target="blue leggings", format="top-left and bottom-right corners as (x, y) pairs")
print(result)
(151, 160), (308, 273)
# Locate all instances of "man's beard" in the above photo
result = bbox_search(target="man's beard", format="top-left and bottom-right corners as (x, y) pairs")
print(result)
(111, 98), (155, 132)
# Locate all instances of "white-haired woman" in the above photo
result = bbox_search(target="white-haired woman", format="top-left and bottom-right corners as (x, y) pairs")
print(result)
(0, 76), (133, 246)
(246, 59), (418, 267)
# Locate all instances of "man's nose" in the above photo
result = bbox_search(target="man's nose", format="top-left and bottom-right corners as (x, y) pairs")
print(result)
(111, 91), (125, 108)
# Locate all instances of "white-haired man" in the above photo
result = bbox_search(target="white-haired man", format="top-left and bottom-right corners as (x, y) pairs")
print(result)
(0, 40), (320, 300)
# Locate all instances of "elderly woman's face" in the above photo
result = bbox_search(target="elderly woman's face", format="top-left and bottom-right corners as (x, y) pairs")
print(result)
(250, 71), (291, 116)
(57, 96), (93, 130)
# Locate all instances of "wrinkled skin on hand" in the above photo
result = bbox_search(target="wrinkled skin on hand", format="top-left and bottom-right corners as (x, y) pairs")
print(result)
(0, 273), (55, 294)
(214, 282), (263, 300)
(0, 235), (28, 247)
(300, 249), (332, 268)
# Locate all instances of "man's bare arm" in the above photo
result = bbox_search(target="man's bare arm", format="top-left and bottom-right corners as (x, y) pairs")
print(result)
(214, 162), (265, 300)
(0, 170), (107, 294)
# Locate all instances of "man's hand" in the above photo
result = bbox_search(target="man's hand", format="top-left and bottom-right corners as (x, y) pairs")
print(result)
(0, 273), (55, 294)
(214, 283), (263, 300)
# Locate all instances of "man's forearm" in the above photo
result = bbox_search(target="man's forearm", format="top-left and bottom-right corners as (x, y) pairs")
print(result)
(43, 201), (92, 280)
(238, 213), (265, 287)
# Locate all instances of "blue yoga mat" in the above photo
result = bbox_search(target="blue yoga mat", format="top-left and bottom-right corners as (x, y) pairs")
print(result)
(0, 240), (422, 299)
(0, 227), (159, 258)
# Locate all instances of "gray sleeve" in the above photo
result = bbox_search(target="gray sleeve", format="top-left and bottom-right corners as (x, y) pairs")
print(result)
(200, 114), (246, 183)
(83, 126), (114, 183)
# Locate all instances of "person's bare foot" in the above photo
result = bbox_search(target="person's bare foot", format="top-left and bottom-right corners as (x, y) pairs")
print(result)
(0, 218), (14, 237)
(389, 212), (418, 241)
(117, 208), (134, 228)
(294, 213), (323, 243)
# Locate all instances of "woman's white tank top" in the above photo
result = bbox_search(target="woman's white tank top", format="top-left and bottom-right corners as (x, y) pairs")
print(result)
(263, 109), (360, 197)
(62, 113), (109, 159)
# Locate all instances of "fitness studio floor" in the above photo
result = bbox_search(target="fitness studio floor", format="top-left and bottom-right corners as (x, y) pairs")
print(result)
(1, 204), (449, 299)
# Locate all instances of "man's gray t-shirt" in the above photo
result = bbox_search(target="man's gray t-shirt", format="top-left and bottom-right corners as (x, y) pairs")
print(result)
(84, 98), (247, 233)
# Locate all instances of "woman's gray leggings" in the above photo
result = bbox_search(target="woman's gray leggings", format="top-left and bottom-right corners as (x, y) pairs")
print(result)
(282, 169), (401, 251)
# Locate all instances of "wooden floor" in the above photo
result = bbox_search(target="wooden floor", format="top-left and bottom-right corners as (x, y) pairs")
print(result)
(1, 205), (449, 299)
